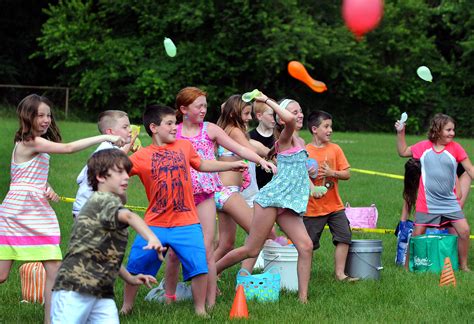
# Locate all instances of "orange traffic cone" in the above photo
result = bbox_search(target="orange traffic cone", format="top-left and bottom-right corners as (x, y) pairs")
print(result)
(229, 285), (249, 319)
(439, 257), (456, 287)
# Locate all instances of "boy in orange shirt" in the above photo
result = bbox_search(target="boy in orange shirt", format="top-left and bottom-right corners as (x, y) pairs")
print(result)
(121, 105), (246, 316)
(304, 111), (358, 282)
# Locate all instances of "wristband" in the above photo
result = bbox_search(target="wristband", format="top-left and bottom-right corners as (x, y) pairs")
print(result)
(164, 293), (177, 301)
(265, 99), (269, 105)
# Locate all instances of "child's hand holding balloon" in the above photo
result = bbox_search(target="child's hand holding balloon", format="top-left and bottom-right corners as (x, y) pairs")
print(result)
(395, 112), (408, 132)
(231, 161), (249, 172)
(254, 92), (269, 104)
(311, 185), (328, 198)
(306, 158), (318, 179)
(260, 159), (277, 174)
(45, 185), (59, 202)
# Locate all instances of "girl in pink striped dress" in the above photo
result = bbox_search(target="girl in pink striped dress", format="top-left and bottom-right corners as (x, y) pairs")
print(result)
(0, 94), (124, 324)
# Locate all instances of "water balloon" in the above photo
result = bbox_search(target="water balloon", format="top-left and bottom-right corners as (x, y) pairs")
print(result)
(131, 125), (142, 151)
(400, 112), (408, 124)
(342, 0), (384, 40)
(163, 37), (177, 57)
(416, 66), (433, 82)
(287, 61), (327, 93)
(306, 158), (319, 179)
(242, 89), (261, 102)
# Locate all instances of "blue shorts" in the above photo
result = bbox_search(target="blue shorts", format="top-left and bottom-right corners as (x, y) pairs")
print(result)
(126, 224), (208, 281)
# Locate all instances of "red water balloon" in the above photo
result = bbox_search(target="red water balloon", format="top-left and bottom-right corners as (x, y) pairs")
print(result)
(342, 0), (384, 39)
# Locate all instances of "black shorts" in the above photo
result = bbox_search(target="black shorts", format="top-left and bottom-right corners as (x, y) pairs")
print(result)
(303, 210), (352, 250)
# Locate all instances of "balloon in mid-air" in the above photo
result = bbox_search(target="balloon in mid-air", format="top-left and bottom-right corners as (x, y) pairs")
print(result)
(416, 66), (433, 82)
(342, 0), (384, 39)
(163, 37), (177, 57)
(288, 61), (327, 93)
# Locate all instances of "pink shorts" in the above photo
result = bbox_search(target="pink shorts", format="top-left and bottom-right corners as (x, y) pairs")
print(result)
(194, 192), (215, 206)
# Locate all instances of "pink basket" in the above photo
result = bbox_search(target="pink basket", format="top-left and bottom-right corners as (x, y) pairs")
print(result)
(345, 203), (378, 229)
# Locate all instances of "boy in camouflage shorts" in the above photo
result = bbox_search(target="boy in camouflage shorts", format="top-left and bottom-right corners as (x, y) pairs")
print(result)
(51, 149), (166, 323)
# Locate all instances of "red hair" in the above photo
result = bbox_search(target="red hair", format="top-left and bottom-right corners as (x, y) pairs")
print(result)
(175, 87), (207, 123)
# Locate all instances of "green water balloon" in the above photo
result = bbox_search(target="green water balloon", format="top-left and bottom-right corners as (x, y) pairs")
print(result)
(163, 37), (177, 57)
(416, 66), (432, 82)
(242, 89), (261, 103)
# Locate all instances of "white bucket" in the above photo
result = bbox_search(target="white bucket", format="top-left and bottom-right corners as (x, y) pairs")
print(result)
(263, 243), (298, 291)
(345, 239), (383, 280)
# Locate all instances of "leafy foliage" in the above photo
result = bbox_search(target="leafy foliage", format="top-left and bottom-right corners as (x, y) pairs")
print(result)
(33, 0), (474, 135)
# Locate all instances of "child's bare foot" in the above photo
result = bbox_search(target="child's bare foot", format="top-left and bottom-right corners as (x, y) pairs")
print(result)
(196, 311), (210, 318)
(298, 296), (308, 304)
(460, 266), (471, 272)
(206, 303), (215, 312)
(164, 294), (176, 305)
(120, 305), (133, 315)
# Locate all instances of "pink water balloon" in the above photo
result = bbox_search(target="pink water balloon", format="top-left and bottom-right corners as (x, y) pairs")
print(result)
(342, 0), (384, 40)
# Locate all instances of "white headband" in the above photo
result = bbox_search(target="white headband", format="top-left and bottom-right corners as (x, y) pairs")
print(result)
(276, 98), (296, 123)
(279, 99), (295, 110)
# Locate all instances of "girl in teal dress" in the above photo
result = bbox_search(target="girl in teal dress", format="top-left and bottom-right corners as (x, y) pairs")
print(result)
(216, 95), (314, 303)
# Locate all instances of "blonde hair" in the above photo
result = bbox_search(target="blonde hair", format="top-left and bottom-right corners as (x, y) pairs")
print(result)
(253, 98), (275, 116)
(97, 110), (128, 134)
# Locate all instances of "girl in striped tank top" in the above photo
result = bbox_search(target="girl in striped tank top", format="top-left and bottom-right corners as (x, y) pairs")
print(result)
(0, 94), (125, 323)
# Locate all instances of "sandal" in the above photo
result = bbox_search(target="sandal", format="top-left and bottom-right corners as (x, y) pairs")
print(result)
(338, 275), (360, 282)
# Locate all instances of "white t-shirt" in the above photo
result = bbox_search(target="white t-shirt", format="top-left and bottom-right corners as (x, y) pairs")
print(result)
(72, 142), (118, 216)
(241, 161), (259, 208)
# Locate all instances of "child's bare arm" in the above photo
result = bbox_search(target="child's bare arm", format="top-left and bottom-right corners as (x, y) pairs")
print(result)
(256, 93), (295, 148)
(119, 266), (157, 288)
(460, 158), (474, 180)
(28, 134), (125, 155)
(117, 209), (166, 260)
(320, 163), (350, 180)
(198, 160), (248, 173)
(249, 139), (270, 157)
(395, 121), (412, 157)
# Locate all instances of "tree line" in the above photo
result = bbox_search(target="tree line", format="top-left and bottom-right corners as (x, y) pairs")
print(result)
(2, 1), (473, 136)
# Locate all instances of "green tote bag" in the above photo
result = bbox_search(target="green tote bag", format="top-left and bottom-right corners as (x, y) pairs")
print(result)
(409, 234), (459, 273)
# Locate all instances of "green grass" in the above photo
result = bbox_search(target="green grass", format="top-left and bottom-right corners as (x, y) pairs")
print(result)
(0, 118), (473, 323)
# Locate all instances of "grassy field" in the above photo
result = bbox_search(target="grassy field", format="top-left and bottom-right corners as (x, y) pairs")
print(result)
(0, 117), (473, 323)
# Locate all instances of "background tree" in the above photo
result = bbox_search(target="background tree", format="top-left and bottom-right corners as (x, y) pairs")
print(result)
(6, 0), (471, 136)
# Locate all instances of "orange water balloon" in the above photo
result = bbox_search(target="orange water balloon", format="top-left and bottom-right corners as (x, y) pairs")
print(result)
(288, 61), (327, 93)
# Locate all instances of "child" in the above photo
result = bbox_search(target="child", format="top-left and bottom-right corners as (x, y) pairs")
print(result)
(72, 110), (134, 218)
(0, 94), (124, 324)
(164, 87), (275, 307)
(51, 149), (165, 323)
(120, 104), (247, 316)
(395, 158), (419, 266)
(216, 94), (314, 303)
(248, 99), (276, 189)
(214, 95), (276, 264)
(395, 113), (474, 271)
(303, 110), (358, 282)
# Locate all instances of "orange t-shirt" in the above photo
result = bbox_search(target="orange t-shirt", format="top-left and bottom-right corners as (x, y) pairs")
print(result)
(305, 142), (350, 217)
(129, 140), (202, 227)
